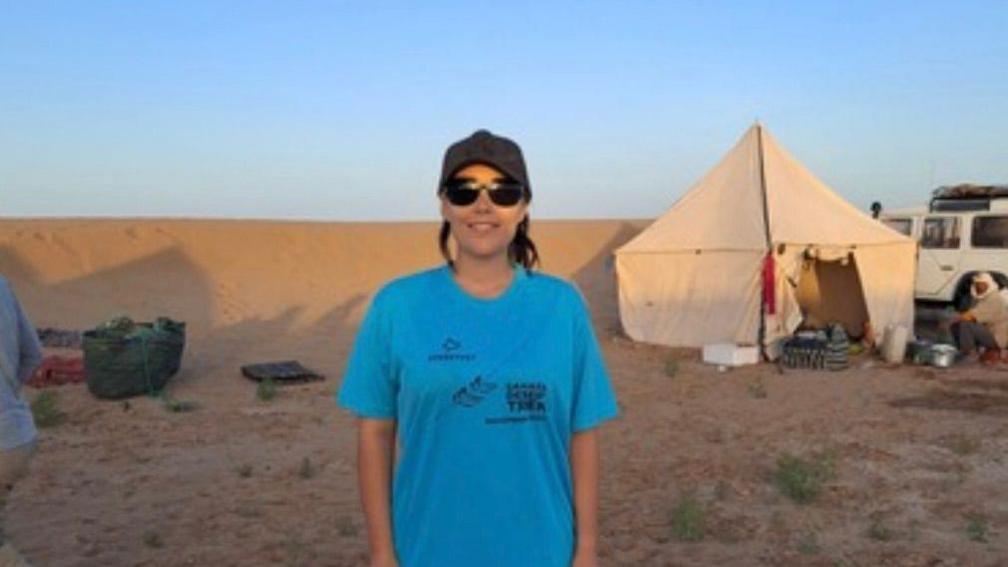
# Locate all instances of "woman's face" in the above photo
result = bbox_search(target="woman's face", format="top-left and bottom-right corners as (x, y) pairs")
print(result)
(441, 163), (528, 264)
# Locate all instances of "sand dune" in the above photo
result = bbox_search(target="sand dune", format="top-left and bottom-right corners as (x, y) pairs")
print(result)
(1, 218), (643, 331)
(3, 218), (1007, 566)
(2, 218), (642, 397)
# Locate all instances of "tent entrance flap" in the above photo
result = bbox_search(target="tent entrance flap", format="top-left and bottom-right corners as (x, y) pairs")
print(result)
(794, 254), (870, 338)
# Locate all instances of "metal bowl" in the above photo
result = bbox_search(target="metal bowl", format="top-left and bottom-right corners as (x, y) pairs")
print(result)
(929, 344), (958, 368)
(907, 340), (933, 364)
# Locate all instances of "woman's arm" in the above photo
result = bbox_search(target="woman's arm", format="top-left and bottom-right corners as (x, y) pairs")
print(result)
(358, 418), (398, 567)
(570, 428), (600, 566)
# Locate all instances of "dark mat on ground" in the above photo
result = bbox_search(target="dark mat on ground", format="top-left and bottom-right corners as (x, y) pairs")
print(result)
(37, 328), (83, 348)
(240, 360), (325, 383)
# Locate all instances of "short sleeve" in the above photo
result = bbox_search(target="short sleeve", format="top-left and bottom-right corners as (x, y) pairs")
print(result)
(336, 288), (398, 419)
(570, 289), (619, 432)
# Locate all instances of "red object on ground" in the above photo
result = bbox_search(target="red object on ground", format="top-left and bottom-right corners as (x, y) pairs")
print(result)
(27, 356), (86, 388)
(762, 252), (776, 315)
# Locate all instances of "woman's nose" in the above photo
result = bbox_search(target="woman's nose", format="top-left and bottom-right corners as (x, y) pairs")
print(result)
(473, 190), (493, 212)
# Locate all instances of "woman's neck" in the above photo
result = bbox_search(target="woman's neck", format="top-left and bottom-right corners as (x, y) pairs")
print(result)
(452, 254), (515, 299)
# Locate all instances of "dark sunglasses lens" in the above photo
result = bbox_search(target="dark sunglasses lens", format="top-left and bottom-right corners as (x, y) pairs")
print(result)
(488, 188), (523, 206)
(446, 186), (479, 206)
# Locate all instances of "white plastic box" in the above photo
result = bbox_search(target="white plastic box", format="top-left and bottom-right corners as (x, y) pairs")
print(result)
(702, 343), (760, 366)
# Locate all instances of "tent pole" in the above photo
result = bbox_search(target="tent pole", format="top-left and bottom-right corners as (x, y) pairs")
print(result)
(756, 123), (773, 359)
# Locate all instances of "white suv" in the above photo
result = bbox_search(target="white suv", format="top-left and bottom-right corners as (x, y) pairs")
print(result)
(879, 185), (1008, 310)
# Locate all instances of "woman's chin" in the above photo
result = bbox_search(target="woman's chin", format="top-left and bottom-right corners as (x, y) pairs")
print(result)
(457, 242), (510, 261)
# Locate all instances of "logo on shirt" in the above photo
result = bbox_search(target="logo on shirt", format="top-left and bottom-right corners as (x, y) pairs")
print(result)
(451, 375), (497, 407)
(428, 336), (476, 362)
(506, 382), (547, 414)
(485, 381), (549, 425)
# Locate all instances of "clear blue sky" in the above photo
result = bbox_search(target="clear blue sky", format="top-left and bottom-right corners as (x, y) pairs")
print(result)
(2, 1), (1006, 220)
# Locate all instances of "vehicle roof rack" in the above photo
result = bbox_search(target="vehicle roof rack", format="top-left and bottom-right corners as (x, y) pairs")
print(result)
(931, 199), (990, 212)
(929, 183), (1008, 212)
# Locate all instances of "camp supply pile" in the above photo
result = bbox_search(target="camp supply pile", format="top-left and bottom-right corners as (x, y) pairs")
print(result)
(780, 325), (849, 371)
(83, 316), (185, 399)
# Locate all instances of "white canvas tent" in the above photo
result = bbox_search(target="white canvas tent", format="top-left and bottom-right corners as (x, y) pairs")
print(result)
(615, 124), (916, 353)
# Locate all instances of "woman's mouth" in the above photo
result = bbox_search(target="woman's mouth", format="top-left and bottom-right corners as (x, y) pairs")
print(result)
(467, 222), (499, 233)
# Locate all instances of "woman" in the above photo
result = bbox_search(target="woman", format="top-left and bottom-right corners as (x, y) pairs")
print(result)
(337, 130), (619, 567)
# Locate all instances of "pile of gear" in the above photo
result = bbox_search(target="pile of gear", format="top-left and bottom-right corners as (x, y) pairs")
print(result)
(83, 316), (186, 399)
(780, 324), (851, 371)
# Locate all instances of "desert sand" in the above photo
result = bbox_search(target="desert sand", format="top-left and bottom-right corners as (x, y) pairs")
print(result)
(2, 218), (1007, 566)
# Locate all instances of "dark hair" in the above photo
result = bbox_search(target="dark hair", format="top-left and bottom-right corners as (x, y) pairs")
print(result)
(438, 215), (540, 271)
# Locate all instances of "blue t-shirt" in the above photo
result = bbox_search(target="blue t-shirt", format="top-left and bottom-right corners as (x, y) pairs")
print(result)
(337, 265), (619, 567)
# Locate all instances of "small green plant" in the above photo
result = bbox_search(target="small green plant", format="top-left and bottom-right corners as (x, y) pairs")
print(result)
(30, 390), (66, 428)
(670, 492), (705, 541)
(664, 358), (679, 378)
(142, 531), (163, 548)
(773, 451), (836, 504)
(947, 434), (980, 456)
(747, 380), (767, 399)
(234, 504), (261, 518)
(257, 378), (278, 402)
(283, 533), (310, 566)
(796, 531), (820, 555)
(867, 519), (892, 542)
(967, 517), (989, 543)
(236, 464), (253, 478)
(908, 519), (921, 542)
(163, 398), (198, 413)
(336, 516), (358, 537)
(299, 457), (316, 480)
(714, 480), (730, 501)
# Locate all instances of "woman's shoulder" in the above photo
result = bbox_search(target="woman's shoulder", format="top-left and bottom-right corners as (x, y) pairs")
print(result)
(524, 270), (587, 307)
(525, 269), (573, 291)
(371, 266), (447, 304)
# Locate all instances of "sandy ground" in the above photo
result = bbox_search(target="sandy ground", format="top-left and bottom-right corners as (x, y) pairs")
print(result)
(3, 218), (1008, 566)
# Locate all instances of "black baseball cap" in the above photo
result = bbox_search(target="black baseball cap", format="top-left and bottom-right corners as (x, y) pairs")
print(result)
(438, 129), (531, 197)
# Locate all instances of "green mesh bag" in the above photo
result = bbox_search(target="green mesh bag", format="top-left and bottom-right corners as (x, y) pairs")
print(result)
(83, 316), (186, 399)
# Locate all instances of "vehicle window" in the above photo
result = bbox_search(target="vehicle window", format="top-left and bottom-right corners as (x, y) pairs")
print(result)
(921, 217), (960, 249)
(882, 218), (913, 236)
(972, 216), (1008, 248)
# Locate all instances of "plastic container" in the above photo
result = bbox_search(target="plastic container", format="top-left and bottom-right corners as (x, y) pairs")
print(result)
(702, 343), (760, 366)
(881, 324), (909, 364)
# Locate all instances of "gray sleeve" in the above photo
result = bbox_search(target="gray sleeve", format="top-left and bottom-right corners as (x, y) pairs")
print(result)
(15, 293), (43, 384)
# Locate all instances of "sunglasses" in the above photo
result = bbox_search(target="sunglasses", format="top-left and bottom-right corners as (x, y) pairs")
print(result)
(442, 179), (525, 207)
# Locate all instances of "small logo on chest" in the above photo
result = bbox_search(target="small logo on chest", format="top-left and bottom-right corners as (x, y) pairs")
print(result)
(428, 336), (476, 362)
